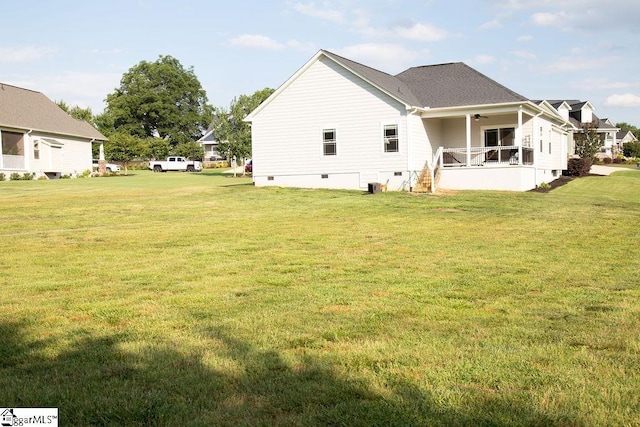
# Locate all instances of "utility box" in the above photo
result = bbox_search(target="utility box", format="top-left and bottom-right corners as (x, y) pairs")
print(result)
(368, 182), (382, 194)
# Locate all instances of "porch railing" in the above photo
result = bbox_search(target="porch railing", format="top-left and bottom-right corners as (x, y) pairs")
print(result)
(441, 146), (533, 167)
(0, 154), (26, 170)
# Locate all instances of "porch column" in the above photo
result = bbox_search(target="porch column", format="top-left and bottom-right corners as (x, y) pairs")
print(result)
(98, 142), (106, 175)
(24, 133), (31, 171)
(517, 106), (523, 165)
(465, 114), (471, 166)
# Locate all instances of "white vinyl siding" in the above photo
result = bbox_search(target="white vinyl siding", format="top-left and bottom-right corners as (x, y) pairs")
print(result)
(251, 56), (408, 190)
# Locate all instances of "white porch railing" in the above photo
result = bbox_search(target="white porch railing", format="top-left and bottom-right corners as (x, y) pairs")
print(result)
(439, 145), (534, 167)
(0, 154), (26, 170)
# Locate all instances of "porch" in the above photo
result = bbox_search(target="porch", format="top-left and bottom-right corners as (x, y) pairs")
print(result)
(0, 154), (25, 170)
(439, 144), (535, 168)
(413, 144), (538, 193)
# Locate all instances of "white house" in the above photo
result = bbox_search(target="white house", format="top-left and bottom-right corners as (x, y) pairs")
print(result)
(546, 100), (620, 159)
(245, 50), (570, 192)
(197, 126), (221, 160)
(0, 83), (106, 179)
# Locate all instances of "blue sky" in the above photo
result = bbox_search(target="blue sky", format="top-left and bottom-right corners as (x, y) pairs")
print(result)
(2, 0), (639, 125)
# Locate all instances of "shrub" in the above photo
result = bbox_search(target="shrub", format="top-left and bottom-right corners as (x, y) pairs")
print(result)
(612, 157), (623, 164)
(603, 157), (612, 164)
(564, 158), (591, 177)
(0, 173), (5, 181)
(10, 172), (22, 181)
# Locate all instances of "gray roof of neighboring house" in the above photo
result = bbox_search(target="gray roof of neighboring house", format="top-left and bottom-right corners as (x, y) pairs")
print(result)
(617, 130), (637, 140)
(321, 50), (528, 109)
(0, 83), (106, 140)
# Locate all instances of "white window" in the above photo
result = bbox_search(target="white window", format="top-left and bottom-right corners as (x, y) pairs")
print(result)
(323, 129), (336, 156)
(384, 124), (399, 153)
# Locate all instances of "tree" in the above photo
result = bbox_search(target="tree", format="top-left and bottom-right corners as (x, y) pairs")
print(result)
(173, 142), (204, 160)
(213, 88), (274, 175)
(103, 55), (213, 147)
(105, 132), (145, 175)
(145, 137), (171, 160)
(623, 141), (640, 158)
(574, 119), (604, 163)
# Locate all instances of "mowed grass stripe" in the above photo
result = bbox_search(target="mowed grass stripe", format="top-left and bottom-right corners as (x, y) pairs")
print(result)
(1, 169), (639, 425)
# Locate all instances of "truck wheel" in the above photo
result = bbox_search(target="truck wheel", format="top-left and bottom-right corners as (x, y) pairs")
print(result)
(153, 165), (162, 173)
(187, 165), (195, 172)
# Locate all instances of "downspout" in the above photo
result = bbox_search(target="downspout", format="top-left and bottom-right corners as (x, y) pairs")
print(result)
(407, 107), (420, 192)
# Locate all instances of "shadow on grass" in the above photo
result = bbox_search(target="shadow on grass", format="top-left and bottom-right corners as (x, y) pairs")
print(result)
(1, 320), (573, 425)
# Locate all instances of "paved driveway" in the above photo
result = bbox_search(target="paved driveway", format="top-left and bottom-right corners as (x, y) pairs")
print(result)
(590, 165), (630, 176)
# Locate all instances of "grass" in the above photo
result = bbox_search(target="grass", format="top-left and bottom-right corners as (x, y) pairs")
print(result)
(1, 169), (639, 426)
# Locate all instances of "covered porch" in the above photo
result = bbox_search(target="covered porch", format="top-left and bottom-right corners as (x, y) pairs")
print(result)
(415, 102), (567, 192)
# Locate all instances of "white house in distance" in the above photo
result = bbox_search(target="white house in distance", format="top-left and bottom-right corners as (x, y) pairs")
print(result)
(245, 50), (571, 192)
(0, 83), (107, 179)
(546, 100), (621, 159)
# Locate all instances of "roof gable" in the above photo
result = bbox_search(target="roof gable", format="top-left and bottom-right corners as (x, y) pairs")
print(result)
(247, 49), (532, 120)
(0, 83), (106, 140)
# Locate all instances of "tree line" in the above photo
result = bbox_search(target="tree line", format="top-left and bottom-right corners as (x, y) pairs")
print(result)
(58, 54), (274, 168)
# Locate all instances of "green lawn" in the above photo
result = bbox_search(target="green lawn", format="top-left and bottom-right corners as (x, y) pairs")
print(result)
(1, 170), (639, 426)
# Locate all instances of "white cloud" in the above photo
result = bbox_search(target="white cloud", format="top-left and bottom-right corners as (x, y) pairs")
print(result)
(229, 34), (284, 50)
(532, 11), (567, 26)
(604, 94), (640, 107)
(0, 46), (56, 63)
(511, 50), (536, 60)
(392, 22), (448, 42)
(540, 56), (614, 73)
(571, 79), (632, 90)
(480, 18), (502, 30)
(334, 43), (428, 74)
(292, 2), (344, 23)
(469, 54), (496, 65)
(285, 39), (318, 53)
(517, 35), (533, 42)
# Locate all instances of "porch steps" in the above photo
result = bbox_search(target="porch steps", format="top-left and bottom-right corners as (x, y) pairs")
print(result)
(412, 165), (439, 193)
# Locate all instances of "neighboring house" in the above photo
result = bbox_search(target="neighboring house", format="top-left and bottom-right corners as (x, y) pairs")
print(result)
(0, 83), (106, 179)
(617, 130), (638, 155)
(197, 125), (220, 160)
(245, 50), (570, 192)
(546, 100), (620, 159)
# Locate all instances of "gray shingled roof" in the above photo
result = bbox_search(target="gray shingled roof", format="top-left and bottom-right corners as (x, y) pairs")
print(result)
(321, 50), (528, 108)
(395, 63), (528, 108)
(0, 83), (106, 140)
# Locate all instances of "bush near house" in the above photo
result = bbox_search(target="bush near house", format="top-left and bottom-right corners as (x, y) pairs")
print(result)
(564, 157), (592, 176)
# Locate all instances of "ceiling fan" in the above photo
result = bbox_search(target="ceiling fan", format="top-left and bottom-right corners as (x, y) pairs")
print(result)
(473, 113), (489, 121)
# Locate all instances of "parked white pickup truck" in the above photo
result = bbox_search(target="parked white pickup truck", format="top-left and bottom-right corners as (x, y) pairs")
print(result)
(148, 156), (202, 172)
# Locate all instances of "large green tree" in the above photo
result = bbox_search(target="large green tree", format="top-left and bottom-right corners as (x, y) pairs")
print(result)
(213, 87), (274, 174)
(56, 100), (95, 125)
(103, 55), (213, 147)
